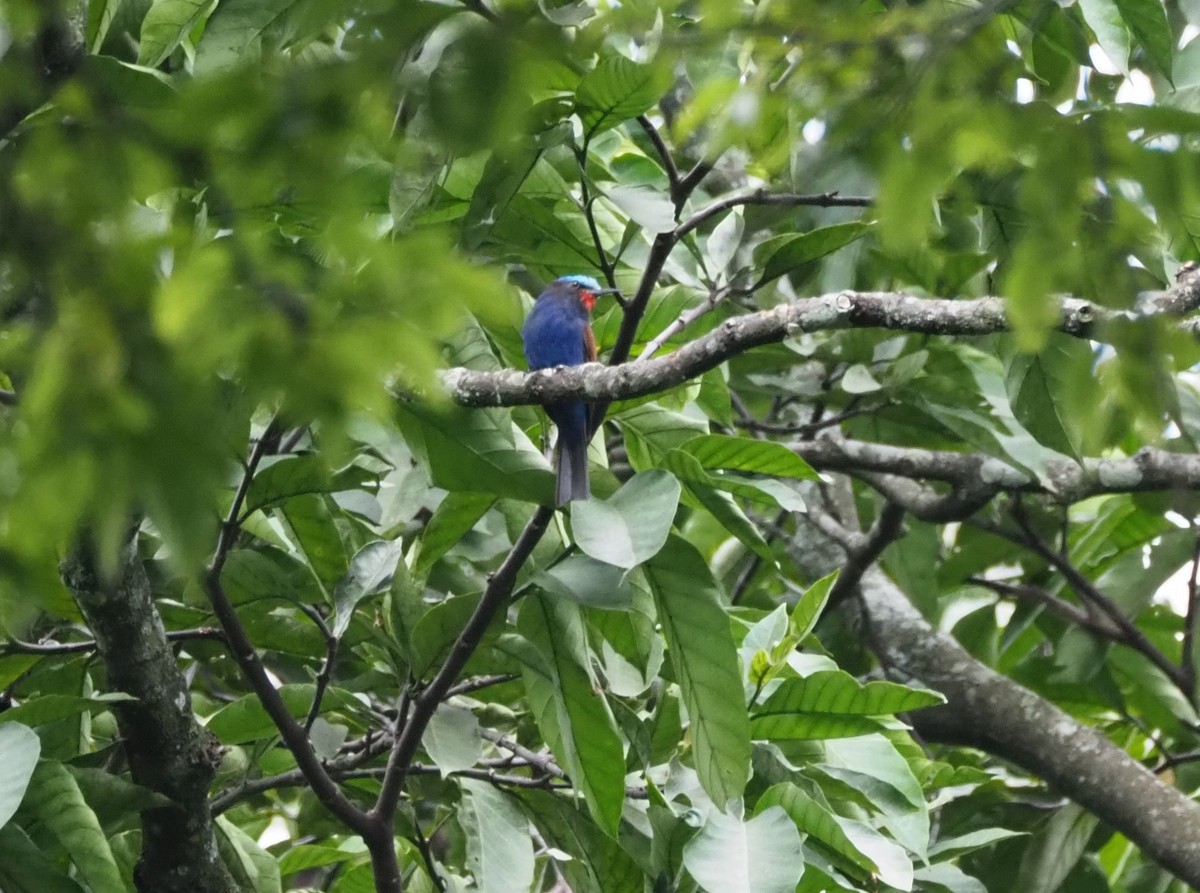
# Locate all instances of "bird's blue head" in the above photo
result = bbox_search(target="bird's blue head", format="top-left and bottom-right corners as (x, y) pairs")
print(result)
(551, 274), (621, 310)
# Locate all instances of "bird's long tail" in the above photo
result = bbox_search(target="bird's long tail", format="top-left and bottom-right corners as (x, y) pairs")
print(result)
(552, 403), (590, 506)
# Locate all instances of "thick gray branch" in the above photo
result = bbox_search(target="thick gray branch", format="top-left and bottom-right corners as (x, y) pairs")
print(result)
(793, 437), (1200, 504)
(63, 540), (238, 893)
(859, 566), (1200, 887)
(446, 282), (1200, 408)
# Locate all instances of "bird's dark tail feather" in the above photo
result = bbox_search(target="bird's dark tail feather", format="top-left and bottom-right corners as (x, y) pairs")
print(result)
(555, 436), (590, 506)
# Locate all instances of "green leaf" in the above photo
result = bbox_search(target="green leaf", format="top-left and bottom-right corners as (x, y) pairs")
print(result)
(0, 694), (135, 728)
(680, 434), (820, 481)
(193, 0), (304, 75)
(575, 56), (670, 135)
(244, 455), (371, 515)
(1003, 334), (1094, 459)
(458, 779), (535, 893)
(1014, 804), (1098, 893)
(206, 684), (355, 744)
(409, 594), (483, 678)
(24, 761), (125, 893)
(1115, 0), (1173, 81)
(616, 404), (709, 471)
(913, 862), (988, 893)
(138, 0), (211, 66)
(216, 815), (282, 893)
(751, 221), (872, 286)
(414, 492), (496, 577)
(0, 723), (39, 830)
(928, 828), (1028, 860)
(0, 824), (85, 893)
(537, 554), (634, 609)
(221, 547), (325, 606)
(520, 790), (644, 893)
(1079, 0), (1131, 73)
(791, 572), (837, 640)
(571, 470), (681, 569)
(396, 402), (552, 503)
(278, 844), (353, 876)
(88, 0), (125, 52)
(606, 185), (676, 234)
(644, 536), (750, 807)
(518, 594), (625, 837)
(283, 494), (349, 585)
(756, 671), (944, 717)
(422, 705), (483, 778)
(332, 540), (404, 639)
(757, 783), (878, 878)
(681, 807), (804, 893)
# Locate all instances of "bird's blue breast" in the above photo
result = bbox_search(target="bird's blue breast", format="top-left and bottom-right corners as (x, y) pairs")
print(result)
(522, 291), (589, 370)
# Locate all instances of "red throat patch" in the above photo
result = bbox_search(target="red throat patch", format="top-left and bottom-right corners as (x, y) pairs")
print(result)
(580, 291), (596, 311)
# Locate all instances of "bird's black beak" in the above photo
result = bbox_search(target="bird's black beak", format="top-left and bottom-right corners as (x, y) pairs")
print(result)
(593, 288), (621, 296)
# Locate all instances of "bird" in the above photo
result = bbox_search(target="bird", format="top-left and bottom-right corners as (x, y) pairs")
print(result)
(522, 274), (620, 506)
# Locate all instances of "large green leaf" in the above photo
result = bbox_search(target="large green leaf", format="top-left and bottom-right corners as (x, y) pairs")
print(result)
(575, 56), (671, 135)
(0, 824), (84, 893)
(751, 221), (872, 286)
(756, 671), (944, 716)
(458, 780), (535, 893)
(1003, 334), (1094, 459)
(757, 783), (878, 878)
(24, 761), (125, 893)
(517, 594), (626, 837)
(1013, 804), (1098, 893)
(332, 539), (404, 639)
(0, 694), (135, 729)
(396, 402), (552, 503)
(681, 807), (804, 893)
(244, 455), (372, 516)
(422, 705), (483, 778)
(138, 0), (211, 66)
(644, 536), (750, 807)
(791, 572), (838, 641)
(193, 0), (305, 75)
(571, 470), (681, 569)
(520, 791), (644, 893)
(414, 492), (496, 577)
(216, 815), (282, 893)
(680, 433), (821, 481)
(221, 547), (325, 606)
(0, 723), (39, 830)
(282, 494), (349, 585)
(1079, 0), (1131, 73)
(1115, 0), (1173, 80)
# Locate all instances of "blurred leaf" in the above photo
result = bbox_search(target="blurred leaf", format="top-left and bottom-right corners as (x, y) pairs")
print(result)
(193, 0), (303, 75)
(0, 824), (85, 893)
(1116, 0), (1173, 80)
(0, 694), (135, 729)
(1003, 335), (1094, 459)
(1079, 0), (1131, 73)
(1014, 804), (1098, 893)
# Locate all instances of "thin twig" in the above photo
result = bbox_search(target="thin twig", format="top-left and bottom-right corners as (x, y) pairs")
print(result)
(443, 674), (519, 699)
(1183, 532), (1200, 699)
(574, 144), (617, 288)
(675, 190), (873, 240)
(6, 627), (226, 655)
(202, 421), (370, 833)
(636, 114), (681, 201)
(297, 604), (338, 732)
(639, 286), (731, 361)
(1005, 511), (1189, 694)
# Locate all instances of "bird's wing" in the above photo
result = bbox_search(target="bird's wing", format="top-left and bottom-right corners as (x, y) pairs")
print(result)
(583, 324), (597, 363)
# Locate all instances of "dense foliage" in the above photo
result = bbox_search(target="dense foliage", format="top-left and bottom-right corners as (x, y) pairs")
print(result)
(4, 0), (1200, 891)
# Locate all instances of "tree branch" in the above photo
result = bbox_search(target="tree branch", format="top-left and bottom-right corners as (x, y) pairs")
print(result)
(373, 506), (554, 822)
(675, 189), (873, 239)
(446, 283), (1200, 410)
(201, 427), (371, 835)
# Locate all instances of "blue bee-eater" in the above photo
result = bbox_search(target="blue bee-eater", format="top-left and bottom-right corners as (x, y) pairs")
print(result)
(522, 274), (620, 505)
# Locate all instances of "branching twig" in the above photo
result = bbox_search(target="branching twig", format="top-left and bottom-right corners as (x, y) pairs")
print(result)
(639, 285), (732, 361)
(373, 506), (554, 823)
(297, 604), (338, 732)
(675, 189), (873, 240)
(202, 423), (370, 833)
